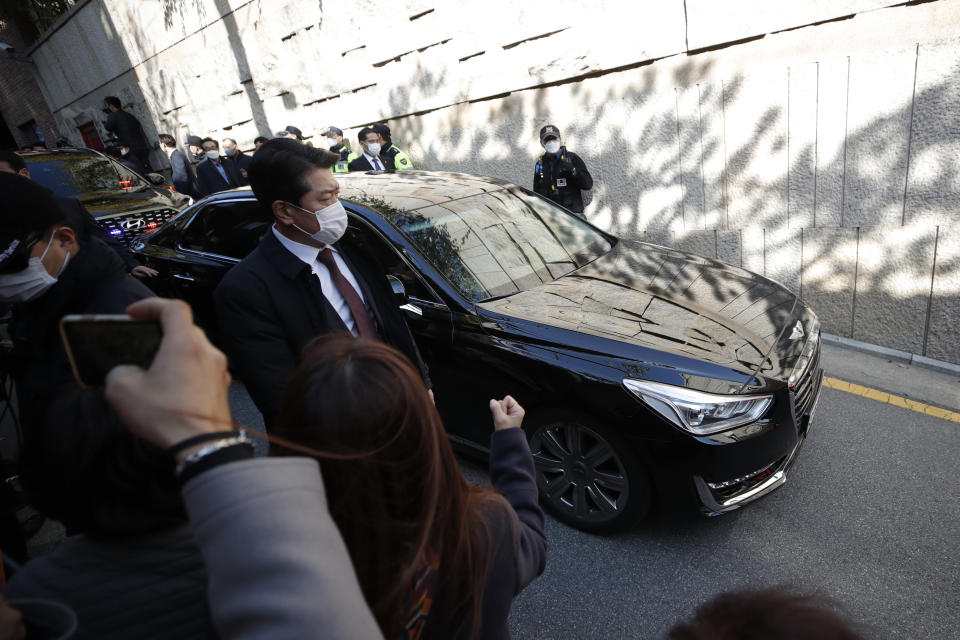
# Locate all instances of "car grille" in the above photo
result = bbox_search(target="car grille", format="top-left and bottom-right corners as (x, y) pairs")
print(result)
(791, 337), (822, 418)
(99, 208), (180, 243)
(706, 455), (787, 503)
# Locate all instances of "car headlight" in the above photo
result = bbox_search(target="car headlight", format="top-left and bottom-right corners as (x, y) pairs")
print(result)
(623, 379), (773, 436)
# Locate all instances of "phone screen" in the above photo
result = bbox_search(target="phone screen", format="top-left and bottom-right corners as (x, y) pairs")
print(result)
(60, 315), (162, 388)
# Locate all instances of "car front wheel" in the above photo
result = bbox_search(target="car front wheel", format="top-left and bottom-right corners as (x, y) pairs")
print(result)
(527, 416), (650, 533)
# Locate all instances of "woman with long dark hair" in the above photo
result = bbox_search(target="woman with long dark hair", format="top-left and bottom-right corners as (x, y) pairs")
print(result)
(272, 334), (547, 639)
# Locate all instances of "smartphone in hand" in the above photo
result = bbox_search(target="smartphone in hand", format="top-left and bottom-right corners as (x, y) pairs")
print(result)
(60, 314), (162, 388)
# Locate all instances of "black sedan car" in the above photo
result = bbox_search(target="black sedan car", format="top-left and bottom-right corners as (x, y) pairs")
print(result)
(21, 148), (190, 243)
(133, 172), (823, 533)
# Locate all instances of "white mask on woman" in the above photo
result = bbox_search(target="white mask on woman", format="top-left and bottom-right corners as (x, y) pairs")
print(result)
(0, 229), (70, 303)
(288, 200), (349, 246)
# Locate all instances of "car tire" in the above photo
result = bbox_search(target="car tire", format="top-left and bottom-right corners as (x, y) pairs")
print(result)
(526, 413), (651, 533)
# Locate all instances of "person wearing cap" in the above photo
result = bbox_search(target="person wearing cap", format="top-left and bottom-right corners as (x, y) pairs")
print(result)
(0, 173), (154, 432)
(276, 125), (304, 141)
(371, 123), (414, 170)
(347, 127), (390, 172)
(533, 124), (593, 215)
(186, 135), (205, 166)
(321, 127), (351, 173)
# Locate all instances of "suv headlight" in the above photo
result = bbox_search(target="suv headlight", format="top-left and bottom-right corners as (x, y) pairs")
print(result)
(623, 379), (773, 436)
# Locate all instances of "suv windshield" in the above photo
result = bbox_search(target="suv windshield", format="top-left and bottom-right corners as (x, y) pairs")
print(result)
(25, 152), (147, 198)
(359, 187), (614, 301)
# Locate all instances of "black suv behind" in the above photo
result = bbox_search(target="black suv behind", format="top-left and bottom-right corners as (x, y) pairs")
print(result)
(21, 148), (190, 244)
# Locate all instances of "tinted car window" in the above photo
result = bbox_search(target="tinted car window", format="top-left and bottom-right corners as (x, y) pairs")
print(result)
(25, 152), (146, 197)
(376, 188), (613, 301)
(181, 200), (270, 259)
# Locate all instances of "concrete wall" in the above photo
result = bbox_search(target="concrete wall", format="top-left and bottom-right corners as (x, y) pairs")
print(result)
(25, 0), (960, 364)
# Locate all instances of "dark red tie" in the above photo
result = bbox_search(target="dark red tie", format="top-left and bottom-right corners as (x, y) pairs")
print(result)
(317, 248), (379, 339)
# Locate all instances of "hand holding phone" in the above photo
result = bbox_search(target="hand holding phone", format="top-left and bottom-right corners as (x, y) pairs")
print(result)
(102, 298), (233, 452)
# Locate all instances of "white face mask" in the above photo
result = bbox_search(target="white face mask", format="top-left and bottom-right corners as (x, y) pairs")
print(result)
(288, 200), (348, 246)
(205, 150), (220, 160)
(0, 229), (70, 303)
(544, 140), (561, 154)
(326, 137), (339, 146)
(365, 142), (381, 157)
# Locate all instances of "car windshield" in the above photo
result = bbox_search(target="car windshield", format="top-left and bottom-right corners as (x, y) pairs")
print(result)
(357, 187), (614, 301)
(25, 152), (147, 198)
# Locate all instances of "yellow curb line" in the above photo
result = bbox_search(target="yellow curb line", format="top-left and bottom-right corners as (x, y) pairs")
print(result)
(822, 376), (960, 424)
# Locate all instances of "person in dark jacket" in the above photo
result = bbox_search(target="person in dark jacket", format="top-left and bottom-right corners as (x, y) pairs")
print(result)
(347, 127), (389, 172)
(195, 138), (243, 198)
(214, 138), (431, 426)
(222, 137), (252, 185)
(272, 335), (547, 639)
(0, 150), (156, 278)
(158, 133), (198, 198)
(533, 124), (593, 214)
(102, 96), (152, 174)
(0, 173), (154, 431)
(7, 390), (214, 640)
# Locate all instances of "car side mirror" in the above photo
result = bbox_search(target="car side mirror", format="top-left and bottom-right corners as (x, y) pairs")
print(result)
(146, 172), (166, 186)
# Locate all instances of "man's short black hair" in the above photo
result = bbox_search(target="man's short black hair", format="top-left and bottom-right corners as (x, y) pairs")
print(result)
(104, 96), (121, 109)
(247, 138), (339, 212)
(372, 123), (391, 143)
(157, 133), (176, 148)
(0, 150), (27, 172)
(358, 127), (375, 143)
(21, 390), (186, 538)
(254, 136), (268, 145)
(201, 137), (218, 148)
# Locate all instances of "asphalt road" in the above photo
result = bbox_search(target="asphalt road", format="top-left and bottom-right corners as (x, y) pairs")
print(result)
(497, 346), (960, 639)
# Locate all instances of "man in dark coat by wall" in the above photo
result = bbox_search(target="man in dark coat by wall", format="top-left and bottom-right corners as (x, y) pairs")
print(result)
(195, 138), (243, 198)
(533, 124), (593, 215)
(102, 96), (152, 174)
(158, 133), (197, 198)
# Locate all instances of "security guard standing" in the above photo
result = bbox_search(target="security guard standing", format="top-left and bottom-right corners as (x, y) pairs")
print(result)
(322, 126), (352, 173)
(372, 123), (414, 170)
(533, 124), (593, 214)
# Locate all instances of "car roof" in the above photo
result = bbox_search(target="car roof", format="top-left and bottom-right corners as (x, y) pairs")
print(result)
(200, 171), (515, 210)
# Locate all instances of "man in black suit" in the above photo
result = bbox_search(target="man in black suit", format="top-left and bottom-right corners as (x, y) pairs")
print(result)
(102, 96), (151, 174)
(213, 138), (431, 426)
(221, 137), (252, 185)
(158, 133), (197, 198)
(347, 127), (389, 172)
(195, 138), (243, 198)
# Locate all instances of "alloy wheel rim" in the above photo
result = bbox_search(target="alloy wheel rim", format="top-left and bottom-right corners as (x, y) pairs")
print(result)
(530, 422), (629, 522)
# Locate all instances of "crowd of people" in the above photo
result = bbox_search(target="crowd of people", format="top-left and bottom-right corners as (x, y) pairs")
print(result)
(0, 110), (869, 637)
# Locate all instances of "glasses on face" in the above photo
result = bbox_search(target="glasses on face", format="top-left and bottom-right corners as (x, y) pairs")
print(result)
(0, 235), (41, 275)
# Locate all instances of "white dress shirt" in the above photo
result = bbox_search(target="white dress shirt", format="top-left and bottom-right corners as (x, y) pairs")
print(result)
(272, 226), (367, 336)
(362, 151), (384, 171)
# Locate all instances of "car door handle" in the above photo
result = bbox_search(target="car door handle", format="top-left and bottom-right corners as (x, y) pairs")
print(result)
(400, 303), (423, 318)
(172, 273), (196, 282)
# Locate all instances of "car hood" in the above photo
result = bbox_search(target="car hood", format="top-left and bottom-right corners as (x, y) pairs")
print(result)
(477, 240), (803, 384)
(78, 188), (182, 217)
